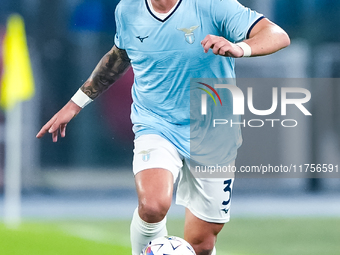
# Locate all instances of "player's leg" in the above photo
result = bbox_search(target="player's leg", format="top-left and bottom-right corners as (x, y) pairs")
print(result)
(130, 134), (183, 255)
(130, 168), (173, 255)
(135, 168), (173, 223)
(184, 209), (223, 255)
(176, 160), (235, 255)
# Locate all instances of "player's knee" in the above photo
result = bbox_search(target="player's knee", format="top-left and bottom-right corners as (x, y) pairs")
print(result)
(138, 199), (170, 223)
(189, 235), (215, 255)
(192, 242), (215, 255)
(191, 241), (215, 255)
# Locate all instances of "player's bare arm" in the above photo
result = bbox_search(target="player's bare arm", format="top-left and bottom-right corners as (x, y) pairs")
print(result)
(201, 18), (290, 57)
(36, 46), (131, 142)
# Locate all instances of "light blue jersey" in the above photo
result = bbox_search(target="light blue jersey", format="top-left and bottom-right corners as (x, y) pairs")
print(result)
(114, 0), (263, 160)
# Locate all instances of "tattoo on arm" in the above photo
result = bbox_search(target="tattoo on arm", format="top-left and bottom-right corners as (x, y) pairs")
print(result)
(80, 46), (131, 99)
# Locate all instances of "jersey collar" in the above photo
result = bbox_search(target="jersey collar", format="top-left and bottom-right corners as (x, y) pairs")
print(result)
(145, 0), (182, 22)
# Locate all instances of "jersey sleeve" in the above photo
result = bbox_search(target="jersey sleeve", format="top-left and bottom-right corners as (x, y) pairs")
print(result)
(212, 0), (264, 43)
(114, 4), (125, 49)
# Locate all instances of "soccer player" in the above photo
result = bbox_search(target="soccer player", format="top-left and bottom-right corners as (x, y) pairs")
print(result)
(37, 0), (290, 254)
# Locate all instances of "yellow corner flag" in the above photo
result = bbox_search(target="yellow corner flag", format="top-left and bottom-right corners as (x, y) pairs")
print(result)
(0, 14), (35, 110)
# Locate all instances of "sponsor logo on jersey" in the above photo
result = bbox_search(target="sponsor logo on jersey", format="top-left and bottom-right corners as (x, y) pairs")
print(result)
(221, 208), (229, 214)
(177, 25), (199, 44)
(136, 35), (149, 43)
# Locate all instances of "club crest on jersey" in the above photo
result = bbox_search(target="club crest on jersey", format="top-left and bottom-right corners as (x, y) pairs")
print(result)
(138, 149), (156, 162)
(177, 25), (199, 44)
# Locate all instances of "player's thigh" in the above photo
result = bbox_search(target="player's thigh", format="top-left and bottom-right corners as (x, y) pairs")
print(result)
(133, 134), (183, 221)
(135, 168), (174, 218)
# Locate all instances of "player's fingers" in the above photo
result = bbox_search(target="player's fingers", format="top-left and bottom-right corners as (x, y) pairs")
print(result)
(212, 41), (227, 55)
(52, 129), (59, 143)
(219, 44), (233, 56)
(36, 116), (57, 138)
(200, 35), (210, 46)
(201, 35), (217, 53)
(202, 39), (214, 53)
(218, 48), (226, 56)
(60, 124), (67, 138)
(201, 34), (218, 44)
(36, 127), (48, 138)
(48, 118), (62, 134)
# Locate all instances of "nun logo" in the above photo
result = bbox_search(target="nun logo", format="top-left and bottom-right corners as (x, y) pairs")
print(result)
(177, 25), (199, 44)
(138, 148), (156, 162)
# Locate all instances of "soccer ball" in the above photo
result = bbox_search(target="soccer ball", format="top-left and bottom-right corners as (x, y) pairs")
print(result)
(141, 236), (196, 255)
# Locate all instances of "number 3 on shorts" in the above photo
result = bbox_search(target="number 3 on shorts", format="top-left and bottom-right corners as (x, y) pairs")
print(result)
(222, 179), (233, 206)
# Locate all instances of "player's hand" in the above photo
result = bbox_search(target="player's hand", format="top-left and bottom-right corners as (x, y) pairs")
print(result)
(201, 35), (244, 58)
(36, 101), (82, 142)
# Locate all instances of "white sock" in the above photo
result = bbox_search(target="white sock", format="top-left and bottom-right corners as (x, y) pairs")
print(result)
(130, 208), (168, 255)
(211, 246), (216, 255)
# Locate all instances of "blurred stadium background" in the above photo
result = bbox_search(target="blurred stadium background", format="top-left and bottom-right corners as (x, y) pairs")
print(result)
(0, 0), (340, 255)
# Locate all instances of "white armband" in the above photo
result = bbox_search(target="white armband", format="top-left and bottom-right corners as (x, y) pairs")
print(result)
(71, 89), (93, 108)
(236, 42), (252, 57)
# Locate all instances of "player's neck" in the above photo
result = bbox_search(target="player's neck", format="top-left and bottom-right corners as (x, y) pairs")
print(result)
(150, 0), (178, 13)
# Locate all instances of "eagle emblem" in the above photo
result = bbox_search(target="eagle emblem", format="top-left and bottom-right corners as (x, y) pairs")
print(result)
(138, 148), (156, 162)
(177, 25), (199, 44)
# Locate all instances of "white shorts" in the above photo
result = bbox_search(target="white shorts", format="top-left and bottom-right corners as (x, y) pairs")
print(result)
(133, 134), (234, 223)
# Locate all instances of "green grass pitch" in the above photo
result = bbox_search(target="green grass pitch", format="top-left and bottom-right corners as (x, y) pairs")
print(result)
(1, 218), (340, 255)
